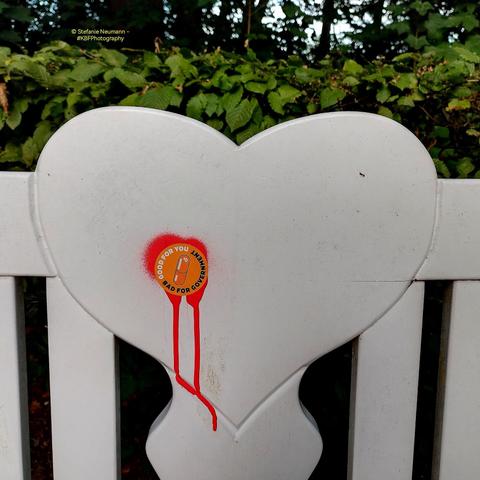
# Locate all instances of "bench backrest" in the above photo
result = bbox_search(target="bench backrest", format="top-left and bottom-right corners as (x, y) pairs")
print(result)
(1, 108), (479, 480)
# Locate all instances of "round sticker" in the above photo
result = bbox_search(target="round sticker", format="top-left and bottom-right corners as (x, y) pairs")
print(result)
(154, 243), (208, 296)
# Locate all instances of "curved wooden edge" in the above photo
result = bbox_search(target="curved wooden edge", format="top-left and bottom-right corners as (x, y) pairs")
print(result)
(0, 173), (54, 276)
(417, 179), (480, 280)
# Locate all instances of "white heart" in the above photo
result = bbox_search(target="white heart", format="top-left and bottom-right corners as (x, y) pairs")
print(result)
(35, 107), (436, 428)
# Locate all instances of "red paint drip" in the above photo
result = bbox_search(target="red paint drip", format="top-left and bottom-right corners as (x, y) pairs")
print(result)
(144, 233), (217, 431)
(170, 294), (196, 395)
(188, 292), (218, 431)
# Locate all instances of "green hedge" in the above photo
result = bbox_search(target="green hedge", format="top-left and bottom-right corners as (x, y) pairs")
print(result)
(0, 40), (479, 177)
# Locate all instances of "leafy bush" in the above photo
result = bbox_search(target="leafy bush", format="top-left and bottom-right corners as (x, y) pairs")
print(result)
(0, 39), (479, 177)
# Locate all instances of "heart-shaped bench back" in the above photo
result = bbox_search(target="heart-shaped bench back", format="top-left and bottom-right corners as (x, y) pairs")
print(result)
(35, 108), (437, 479)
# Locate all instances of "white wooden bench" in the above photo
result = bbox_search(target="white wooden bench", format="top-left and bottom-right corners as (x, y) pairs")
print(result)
(1, 108), (479, 480)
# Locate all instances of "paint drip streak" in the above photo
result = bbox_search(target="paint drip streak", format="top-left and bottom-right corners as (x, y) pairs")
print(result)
(171, 295), (196, 395)
(192, 301), (218, 431)
(144, 234), (217, 431)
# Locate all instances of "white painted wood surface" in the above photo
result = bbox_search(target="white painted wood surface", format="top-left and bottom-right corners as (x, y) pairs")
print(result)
(433, 281), (480, 480)
(0, 173), (53, 277)
(0, 277), (31, 480)
(418, 180), (480, 280)
(348, 282), (424, 480)
(35, 108), (436, 419)
(147, 367), (322, 480)
(0, 107), (479, 479)
(33, 108), (438, 479)
(47, 277), (119, 480)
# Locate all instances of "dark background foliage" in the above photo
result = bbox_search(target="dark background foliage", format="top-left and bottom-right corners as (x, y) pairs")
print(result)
(1, 1), (479, 479)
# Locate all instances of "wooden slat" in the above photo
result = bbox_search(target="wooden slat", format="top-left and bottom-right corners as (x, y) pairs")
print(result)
(418, 179), (480, 280)
(348, 282), (424, 480)
(0, 173), (54, 276)
(433, 281), (480, 480)
(47, 277), (120, 480)
(0, 277), (31, 480)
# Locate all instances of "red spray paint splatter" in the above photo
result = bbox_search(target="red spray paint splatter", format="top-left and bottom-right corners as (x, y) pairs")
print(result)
(144, 234), (217, 431)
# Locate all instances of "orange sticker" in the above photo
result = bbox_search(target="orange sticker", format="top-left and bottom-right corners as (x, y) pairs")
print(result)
(154, 243), (208, 296)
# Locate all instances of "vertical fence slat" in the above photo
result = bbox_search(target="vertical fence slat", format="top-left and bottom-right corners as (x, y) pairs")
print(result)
(433, 281), (480, 480)
(348, 282), (424, 480)
(47, 277), (120, 480)
(0, 277), (31, 480)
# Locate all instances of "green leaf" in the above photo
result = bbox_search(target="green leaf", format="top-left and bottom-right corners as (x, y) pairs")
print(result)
(392, 52), (416, 62)
(221, 87), (243, 113)
(453, 46), (480, 64)
(295, 67), (323, 83)
(186, 93), (208, 120)
(69, 60), (104, 81)
(165, 54), (198, 80)
(65, 91), (84, 118)
(33, 120), (52, 150)
(41, 96), (64, 120)
(376, 87), (391, 103)
(277, 84), (302, 101)
(343, 59), (363, 75)
(343, 76), (360, 87)
(6, 97), (29, 129)
(0, 142), (21, 163)
(211, 70), (233, 90)
(245, 81), (267, 94)
(446, 98), (471, 111)
(105, 67), (145, 89)
(433, 159), (450, 178)
(397, 95), (415, 107)
(282, 1), (300, 18)
(143, 51), (161, 69)
(98, 48), (127, 67)
(377, 106), (393, 118)
(226, 99), (255, 132)
(410, 1), (433, 16)
(466, 35), (480, 52)
(266, 76), (277, 90)
(466, 129), (480, 138)
(425, 13), (447, 40)
(206, 119), (224, 131)
(452, 86), (472, 98)
(236, 122), (261, 144)
(456, 157), (475, 178)
(205, 94), (220, 117)
(0, 46), (11, 66)
(8, 56), (50, 85)
(320, 87), (346, 109)
(118, 93), (140, 106)
(268, 84), (302, 114)
(267, 91), (284, 114)
(138, 86), (182, 110)
(405, 35), (429, 50)
(261, 115), (276, 131)
(22, 137), (37, 167)
(394, 73), (417, 91)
